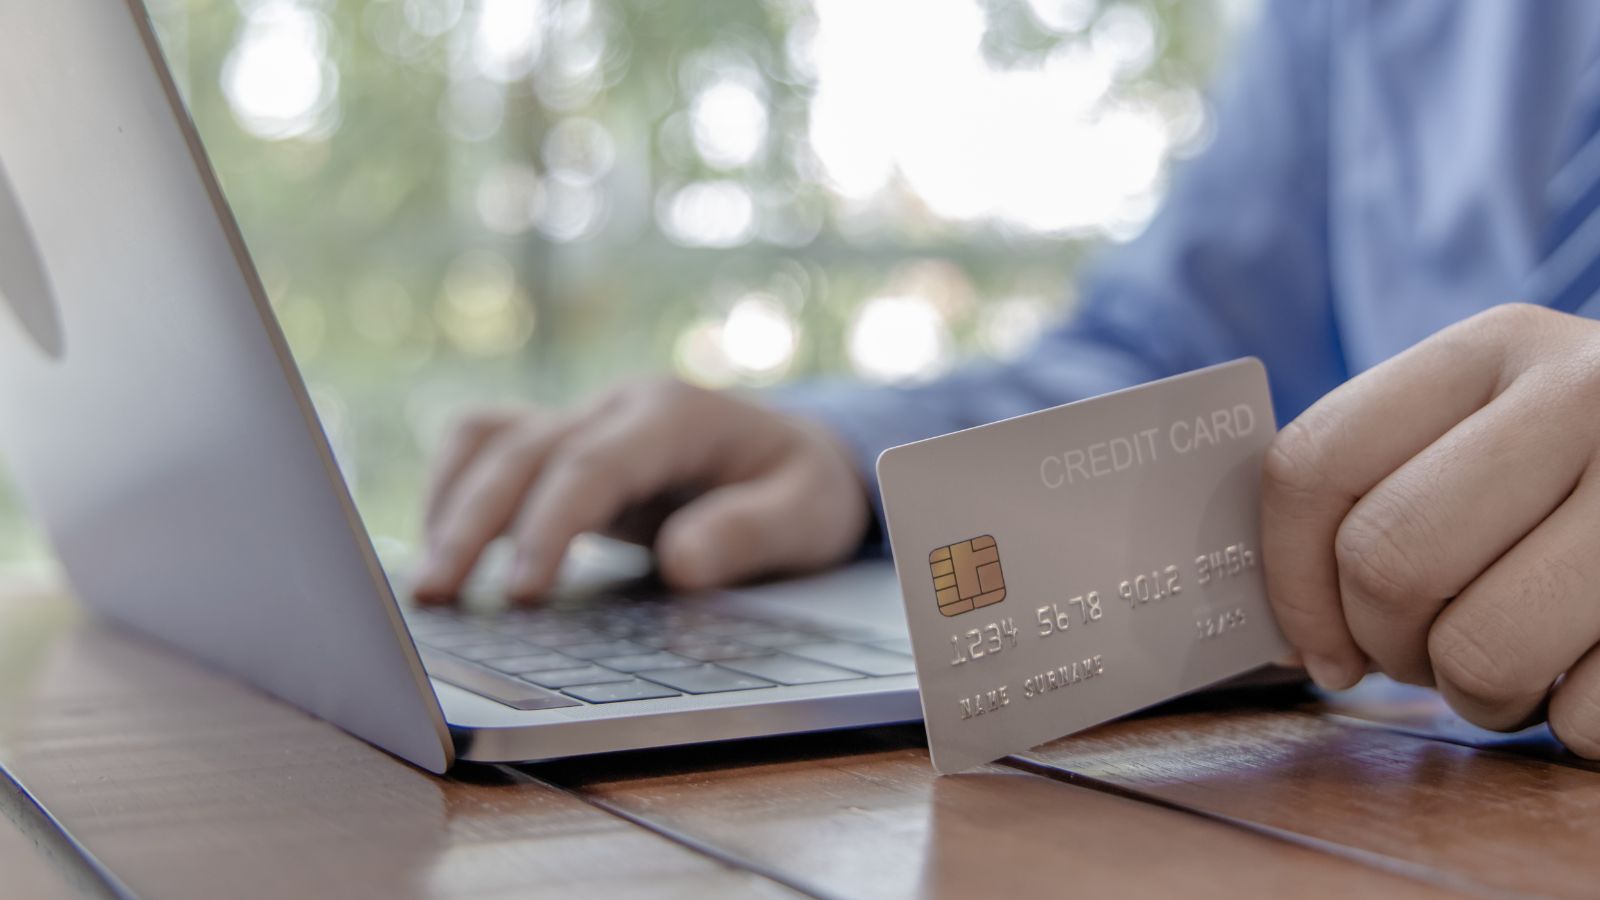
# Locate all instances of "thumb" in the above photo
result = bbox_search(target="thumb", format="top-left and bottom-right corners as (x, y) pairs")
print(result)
(655, 472), (819, 591)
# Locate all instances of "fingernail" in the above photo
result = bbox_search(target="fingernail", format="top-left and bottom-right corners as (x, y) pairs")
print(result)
(1304, 654), (1360, 691)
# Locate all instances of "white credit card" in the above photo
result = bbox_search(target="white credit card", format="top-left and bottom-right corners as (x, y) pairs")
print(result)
(877, 358), (1291, 773)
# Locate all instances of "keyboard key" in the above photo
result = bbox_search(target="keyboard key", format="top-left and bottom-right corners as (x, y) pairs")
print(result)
(403, 616), (477, 637)
(563, 640), (650, 660)
(784, 642), (915, 676)
(452, 640), (537, 661)
(514, 628), (608, 647)
(522, 666), (632, 689)
(562, 679), (683, 704)
(736, 630), (821, 649)
(665, 641), (754, 662)
(483, 652), (577, 675)
(597, 651), (696, 673)
(496, 621), (601, 640)
(417, 649), (580, 711)
(693, 619), (775, 637)
(870, 638), (915, 656)
(414, 630), (500, 649)
(719, 655), (867, 686)
(638, 664), (774, 695)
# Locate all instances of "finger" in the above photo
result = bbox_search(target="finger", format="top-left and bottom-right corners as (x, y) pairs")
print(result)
(1262, 312), (1514, 690)
(503, 399), (712, 598)
(1429, 465), (1600, 731)
(423, 408), (524, 534)
(654, 463), (843, 591)
(1549, 641), (1600, 760)
(414, 417), (570, 599)
(1337, 377), (1590, 684)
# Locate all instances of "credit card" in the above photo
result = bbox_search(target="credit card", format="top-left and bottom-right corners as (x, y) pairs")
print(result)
(877, 358), (1291, 773)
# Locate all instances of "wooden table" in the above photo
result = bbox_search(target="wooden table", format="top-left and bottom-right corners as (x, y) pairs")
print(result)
(1, 586), (1592, 899)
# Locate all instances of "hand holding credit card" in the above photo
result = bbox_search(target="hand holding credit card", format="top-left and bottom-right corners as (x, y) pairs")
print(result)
(877, 358), (1290, 773)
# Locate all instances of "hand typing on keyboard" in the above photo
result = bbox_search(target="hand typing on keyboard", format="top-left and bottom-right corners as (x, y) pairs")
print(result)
(413, 379), (870, 602)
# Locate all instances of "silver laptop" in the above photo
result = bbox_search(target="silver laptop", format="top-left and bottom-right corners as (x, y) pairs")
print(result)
(0, 0), (919, 773)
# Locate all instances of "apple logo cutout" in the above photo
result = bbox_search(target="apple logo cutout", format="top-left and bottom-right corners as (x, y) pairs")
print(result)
(0, 157), (65, 359)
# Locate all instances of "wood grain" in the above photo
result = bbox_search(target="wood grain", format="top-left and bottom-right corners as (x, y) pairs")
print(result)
(1309, 675), (1600, 771)
(10, 578), (1594, 899)
(0, 593), (795, 900)
(534, 724), (1453, 899)
(1019, 699), (1600, 899)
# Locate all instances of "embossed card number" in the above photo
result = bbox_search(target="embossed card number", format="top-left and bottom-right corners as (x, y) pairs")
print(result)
(877, 359), (1292, 773)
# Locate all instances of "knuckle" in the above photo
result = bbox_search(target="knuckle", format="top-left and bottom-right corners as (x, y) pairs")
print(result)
(631, 376), (696, 407)
(482, 452), (537, 490)
(1432, 303), (1556, 387)
(1540, 341), (1600, 404)
(1573, 352), (1600, 401)
(1427, 613), (1542, 718)
(594, 378), (658, 413)
(549, 440), (638, 505)
(1550, 687), (1600, 759)
(596, 377), (704, 422)
(497, 421), (555, 466)
(1333, 505), (1428, 614)
(545, 444), (614, 488)
(448, 408), (510, 441)
(1474, 301), (1551, 335)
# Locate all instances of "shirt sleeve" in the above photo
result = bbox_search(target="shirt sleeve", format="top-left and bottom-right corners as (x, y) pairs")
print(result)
(774, 0), (1346, 523)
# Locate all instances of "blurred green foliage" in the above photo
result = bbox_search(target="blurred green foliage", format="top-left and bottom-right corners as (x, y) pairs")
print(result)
(0, 0), (1239, 565)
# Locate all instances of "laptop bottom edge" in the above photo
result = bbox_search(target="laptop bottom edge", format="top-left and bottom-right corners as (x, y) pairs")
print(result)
(445, 681), (924, 764)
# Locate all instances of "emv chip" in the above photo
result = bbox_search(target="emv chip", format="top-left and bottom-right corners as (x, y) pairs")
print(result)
(929, 536), (1005, 617)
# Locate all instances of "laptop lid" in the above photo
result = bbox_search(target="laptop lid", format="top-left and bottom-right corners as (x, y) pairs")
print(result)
(0, 0), (453, 772)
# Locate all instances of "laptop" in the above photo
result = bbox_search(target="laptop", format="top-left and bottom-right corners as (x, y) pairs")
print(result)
(0, 0), (920, 773)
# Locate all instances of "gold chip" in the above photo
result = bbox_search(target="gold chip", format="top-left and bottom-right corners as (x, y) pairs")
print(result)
(928, 535), (1006, 617)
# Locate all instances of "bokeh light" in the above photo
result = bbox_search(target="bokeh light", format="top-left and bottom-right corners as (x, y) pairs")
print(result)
(721, 294), (798, 377)
(848, 295), (950, 383)
(543, 117), (617, 184)
(349, 276), (419, 347)
(222, 0), (338, 140)
(470, 0), (546, 83)
(435, 250), (536, 356)
(404, 0), (465, 38)
(659, 180), (757, 248)
(1026, 0), (1099, 34)
(474, 163), (544, 235)
(806, 0), (1171, 236)
(691, 78), (769, 170)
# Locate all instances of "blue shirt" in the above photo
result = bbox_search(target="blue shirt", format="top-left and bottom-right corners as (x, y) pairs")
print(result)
(783, 0), (1600, 512)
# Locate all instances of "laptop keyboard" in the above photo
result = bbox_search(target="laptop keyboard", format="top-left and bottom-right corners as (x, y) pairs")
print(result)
(404, 595), (914, 710)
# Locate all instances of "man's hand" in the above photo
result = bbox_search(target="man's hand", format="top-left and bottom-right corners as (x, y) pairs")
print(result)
(1262, 303), (1600, 755)
(413, 378), (871, 602)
